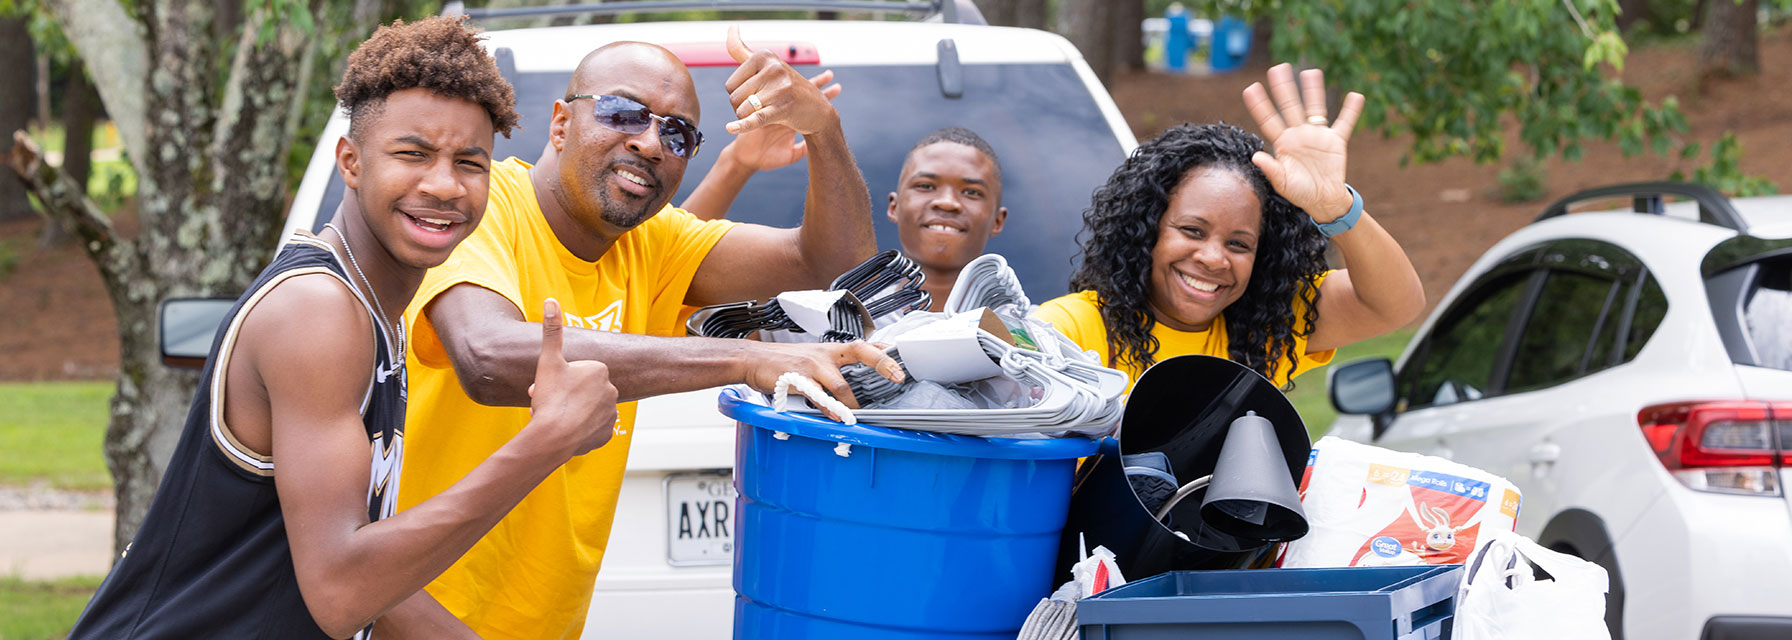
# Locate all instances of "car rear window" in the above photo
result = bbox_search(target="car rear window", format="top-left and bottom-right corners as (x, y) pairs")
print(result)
(1740, 257), (1792, 369)
(1702, 235), (1792, 371)
(312, 62), (1128, 300)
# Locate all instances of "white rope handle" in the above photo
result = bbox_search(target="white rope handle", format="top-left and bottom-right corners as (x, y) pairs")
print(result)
(772, 371), (857, 425)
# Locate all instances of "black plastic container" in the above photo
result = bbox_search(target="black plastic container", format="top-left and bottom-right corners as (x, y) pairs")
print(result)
(1056, 355), (1313, 581)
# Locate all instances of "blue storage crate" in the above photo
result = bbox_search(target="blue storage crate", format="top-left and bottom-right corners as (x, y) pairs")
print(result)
(1077, 565), (1461, 640)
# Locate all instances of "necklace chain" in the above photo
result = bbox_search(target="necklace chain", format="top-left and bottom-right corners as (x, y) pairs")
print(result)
(323, 223), (405, 359)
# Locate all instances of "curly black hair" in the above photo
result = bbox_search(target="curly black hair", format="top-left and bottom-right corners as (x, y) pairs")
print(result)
(336, 15), (521, 140)
(1068, 123), (1328, 388)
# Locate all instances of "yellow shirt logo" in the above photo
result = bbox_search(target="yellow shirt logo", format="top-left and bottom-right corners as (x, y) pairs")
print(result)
(565, 300), (625, 333)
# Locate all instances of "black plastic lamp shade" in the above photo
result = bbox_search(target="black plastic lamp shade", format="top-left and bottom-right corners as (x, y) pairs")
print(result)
(1056, 355), (1312, 581)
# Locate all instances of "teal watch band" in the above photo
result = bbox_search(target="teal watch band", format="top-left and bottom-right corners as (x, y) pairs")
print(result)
(1314, 184), (1363, 238)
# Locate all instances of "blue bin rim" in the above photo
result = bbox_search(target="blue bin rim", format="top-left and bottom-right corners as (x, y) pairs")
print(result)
(718, 387), (1100, 460)
(1084, 565), (1464, 601)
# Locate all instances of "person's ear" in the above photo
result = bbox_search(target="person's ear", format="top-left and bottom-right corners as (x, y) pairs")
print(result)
(336, 135), (361, 191)
(886, 192), (899, 223)
(549, 100), (570, 151)
(989, 206), (1008, 236)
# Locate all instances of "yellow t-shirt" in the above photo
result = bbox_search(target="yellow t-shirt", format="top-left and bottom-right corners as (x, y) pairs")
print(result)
(399, 157), (736, 639)
(1031, 271), (1336, 392)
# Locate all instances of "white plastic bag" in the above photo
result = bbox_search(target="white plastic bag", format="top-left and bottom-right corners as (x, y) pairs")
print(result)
(1452, 529), (1611, 640)
(1017, 543), (1126, 640)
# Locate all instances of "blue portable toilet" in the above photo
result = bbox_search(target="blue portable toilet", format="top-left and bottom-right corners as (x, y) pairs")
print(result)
(721, 388), (1099, 639)
(1163, 4), (1193, 73)
(1208, 16), (1252, 74)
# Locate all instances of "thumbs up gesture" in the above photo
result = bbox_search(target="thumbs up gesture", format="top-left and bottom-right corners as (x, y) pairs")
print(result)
(529, 298), (619, 458)
(722, 25), (839, 136)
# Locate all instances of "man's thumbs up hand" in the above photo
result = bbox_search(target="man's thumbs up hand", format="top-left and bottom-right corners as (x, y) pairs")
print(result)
(529, 298), (619, 458)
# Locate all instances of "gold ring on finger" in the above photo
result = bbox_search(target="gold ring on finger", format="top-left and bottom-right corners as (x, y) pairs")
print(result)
(1307, 115), (1328, 126)
(747, 93), (764, 112)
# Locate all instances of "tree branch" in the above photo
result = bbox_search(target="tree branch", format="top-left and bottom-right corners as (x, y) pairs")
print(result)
(211, 4), (312, 208)
(44, 0), (149, 175)
(8, 130), (119, 264)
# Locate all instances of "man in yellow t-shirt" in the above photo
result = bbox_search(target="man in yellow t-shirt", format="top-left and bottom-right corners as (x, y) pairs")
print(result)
(398, 35), (901, 639)
(1032, 271), (1337, 392)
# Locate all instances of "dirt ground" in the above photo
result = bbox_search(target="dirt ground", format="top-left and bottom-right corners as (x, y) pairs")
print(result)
(0, 213), (127, 381)
(5, 25), (1792, 382)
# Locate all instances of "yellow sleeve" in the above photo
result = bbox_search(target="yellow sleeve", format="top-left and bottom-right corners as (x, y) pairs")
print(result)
(1032, 291), (1108, 362)
(1293, 270), (1337, 373)
(639, 206), (737, 336)
(407, 196), (527, 370)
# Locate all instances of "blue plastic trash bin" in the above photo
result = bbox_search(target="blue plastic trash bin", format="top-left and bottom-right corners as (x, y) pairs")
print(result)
(720, 388), (1100, 639)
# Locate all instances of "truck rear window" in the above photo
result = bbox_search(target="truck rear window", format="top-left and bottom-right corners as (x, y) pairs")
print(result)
(313, 63), (1128, 300)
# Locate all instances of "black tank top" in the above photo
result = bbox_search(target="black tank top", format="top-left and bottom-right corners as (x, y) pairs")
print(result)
(69, 232), (406, 639)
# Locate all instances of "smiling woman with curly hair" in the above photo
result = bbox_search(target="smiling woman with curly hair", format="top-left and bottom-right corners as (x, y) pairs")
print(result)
(1034, 64), (1424, 391)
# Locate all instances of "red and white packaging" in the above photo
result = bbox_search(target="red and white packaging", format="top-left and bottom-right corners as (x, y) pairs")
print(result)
(1279, 436), (1523, 568)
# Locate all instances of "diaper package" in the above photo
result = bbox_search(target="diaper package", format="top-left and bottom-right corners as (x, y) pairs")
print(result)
(1278, 436), (1522, 568)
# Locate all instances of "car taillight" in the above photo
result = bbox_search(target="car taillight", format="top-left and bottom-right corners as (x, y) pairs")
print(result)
(1637, 401), (1792, 496)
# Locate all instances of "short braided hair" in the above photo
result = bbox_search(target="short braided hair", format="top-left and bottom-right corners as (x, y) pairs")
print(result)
(335, 15), (520, 140)
(904, 126), (1003, 187)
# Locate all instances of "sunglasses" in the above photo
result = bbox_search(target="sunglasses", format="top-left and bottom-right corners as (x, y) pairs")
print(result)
(565, 94), (704, 159)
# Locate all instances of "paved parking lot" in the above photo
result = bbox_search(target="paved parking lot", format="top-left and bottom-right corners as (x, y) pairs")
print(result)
(0, 509), (113, 579)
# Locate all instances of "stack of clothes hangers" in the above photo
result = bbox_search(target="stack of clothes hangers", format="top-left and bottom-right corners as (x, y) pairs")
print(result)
(777, 254), (1126, 438)
(687, 250), (931, 342)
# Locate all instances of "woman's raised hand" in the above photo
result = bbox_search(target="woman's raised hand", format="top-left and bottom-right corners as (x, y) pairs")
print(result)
(1241, 63), (1364, 224)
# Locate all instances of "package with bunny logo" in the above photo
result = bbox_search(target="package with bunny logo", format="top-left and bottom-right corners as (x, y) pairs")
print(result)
(1278, 436), (1522, 568)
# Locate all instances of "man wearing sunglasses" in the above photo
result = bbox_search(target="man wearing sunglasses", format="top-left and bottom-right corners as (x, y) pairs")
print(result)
(396, 27), (901, 640)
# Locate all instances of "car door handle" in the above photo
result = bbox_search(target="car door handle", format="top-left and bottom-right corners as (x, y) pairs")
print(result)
(1529, 441), (1561, 464)
(1529, 440), (1561, 480)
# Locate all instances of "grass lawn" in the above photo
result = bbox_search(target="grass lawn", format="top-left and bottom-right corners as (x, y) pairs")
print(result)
(1285, 328), (1415, 440)
(0, 382), (113, 491)
(23, 122), (136, 209)
(24, 123), (123, 156)
(0, 574), (101, 640)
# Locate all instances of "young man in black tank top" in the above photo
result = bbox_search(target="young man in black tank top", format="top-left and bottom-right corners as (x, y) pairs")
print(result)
(69, 17), (618, 639)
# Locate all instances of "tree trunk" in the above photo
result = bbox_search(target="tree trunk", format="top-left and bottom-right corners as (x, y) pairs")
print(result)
(1109, 0), (1144, 74)
(22, 0), (316, 555)
(1058, 0), (1116, 85)
(37, 54), (53, 128)
(1248, 17), (1276, 67)
(107, 302), (203, 556)
(980, 0), (1046, 29)
(1699, 0), (1758, 80)
(1616, 0), (1656, 32)
(41, 66), (99, 247)
(0, 15), (38, 222)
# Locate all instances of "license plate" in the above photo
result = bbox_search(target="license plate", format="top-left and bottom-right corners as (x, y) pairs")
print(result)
(665, 471), (736, 567)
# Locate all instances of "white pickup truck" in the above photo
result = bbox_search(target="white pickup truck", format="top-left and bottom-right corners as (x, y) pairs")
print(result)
(163, 2), (1136, 636)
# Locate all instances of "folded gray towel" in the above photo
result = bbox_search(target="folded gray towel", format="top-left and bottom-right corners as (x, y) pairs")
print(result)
(1015, 597), (1077, 640)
